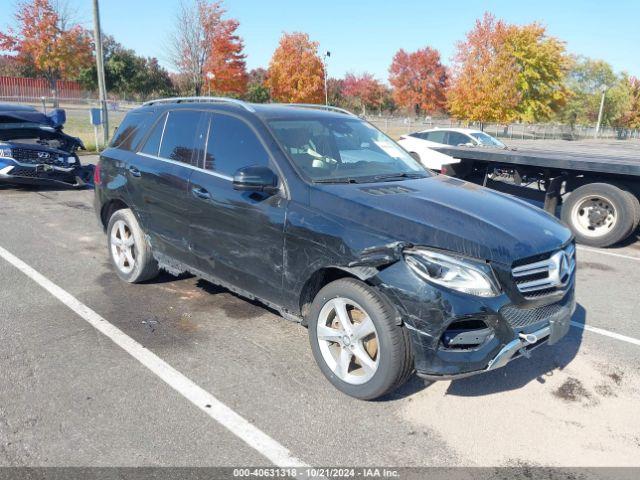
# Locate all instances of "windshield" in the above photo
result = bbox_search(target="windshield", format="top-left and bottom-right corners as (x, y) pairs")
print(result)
(470, 132), (506, 148)
(268, 117), (428, 182)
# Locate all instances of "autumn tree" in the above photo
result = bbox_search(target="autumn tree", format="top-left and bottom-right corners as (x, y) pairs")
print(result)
(203, 14), (248, 96)
(342, 72), (385, 115)
(169, 0), (218, 96)
(503, 23), (569, 121)
(326, 77), (345, 108)
(0, 55), (28, 77)
(0, 0), (92, 102)
(388, 47), (448, 115)
(622, 77), (640, 129)
(448, 13), (569, 123)
(267, 32), (324, 103)
(447, 13), (519, 123)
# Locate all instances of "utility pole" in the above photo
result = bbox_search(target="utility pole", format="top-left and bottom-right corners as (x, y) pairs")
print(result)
(595, 84), (607, 139)
(323, 51), (331, 106)
(92, 0), (109, 146)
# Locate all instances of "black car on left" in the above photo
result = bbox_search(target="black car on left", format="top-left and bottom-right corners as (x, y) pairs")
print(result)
(0, 103), (89, 187)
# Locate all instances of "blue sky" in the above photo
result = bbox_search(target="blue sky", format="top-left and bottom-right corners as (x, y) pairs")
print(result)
(1, 0), (638, 81)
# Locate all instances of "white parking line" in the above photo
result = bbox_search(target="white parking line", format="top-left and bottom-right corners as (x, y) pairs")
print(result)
(0, 245), (306, 468)
(570, 321), (640, 347)
(577, 245), (640, 262)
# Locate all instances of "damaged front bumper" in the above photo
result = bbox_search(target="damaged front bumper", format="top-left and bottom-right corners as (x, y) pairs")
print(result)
(0, 158), (93, 188)
(373, 257), (576, 381)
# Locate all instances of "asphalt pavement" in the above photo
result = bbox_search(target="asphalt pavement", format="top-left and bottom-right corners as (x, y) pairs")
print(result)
(1, 165), (639, 470)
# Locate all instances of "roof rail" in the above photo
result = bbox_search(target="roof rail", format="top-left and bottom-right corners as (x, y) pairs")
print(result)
(142, 96), (256, 112)
(277, 103), (357, 117)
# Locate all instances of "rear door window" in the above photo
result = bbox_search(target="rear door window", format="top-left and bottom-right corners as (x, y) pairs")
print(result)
(140, 113), (166, 156)
(447, 132), (470, 146)
(111, 111), (153, 151)
(159, 110), (207, 166)
(425, 131), (446, 144)
(204, 113), (269, 176)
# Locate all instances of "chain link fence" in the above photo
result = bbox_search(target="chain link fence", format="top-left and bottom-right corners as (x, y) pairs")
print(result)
(366, 116), (640, 141)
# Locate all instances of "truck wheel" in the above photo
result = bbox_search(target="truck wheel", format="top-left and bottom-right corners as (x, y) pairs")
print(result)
(308, 278), (413, 400)
(625, 191), (640, 234)
(561, 183), (636, 247)
(107, 208), (159, 283)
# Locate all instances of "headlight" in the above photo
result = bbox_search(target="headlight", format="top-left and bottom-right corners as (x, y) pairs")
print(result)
(404, 248), (500, 297)
(0, 146), (12, 158)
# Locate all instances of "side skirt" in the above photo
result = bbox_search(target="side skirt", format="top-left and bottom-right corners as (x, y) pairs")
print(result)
(152, 251), (304, 324)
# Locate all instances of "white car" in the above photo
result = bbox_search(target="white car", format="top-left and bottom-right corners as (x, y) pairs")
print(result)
(398, 128), (506, 171)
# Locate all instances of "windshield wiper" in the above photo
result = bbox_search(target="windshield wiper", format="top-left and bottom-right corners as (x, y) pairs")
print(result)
(313, 177), (359, 184)
(370, 172), (427, 182)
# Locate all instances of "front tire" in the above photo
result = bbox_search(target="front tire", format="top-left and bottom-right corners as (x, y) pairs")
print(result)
(308, 278), (413, 400)
(107, 208), (159, 283)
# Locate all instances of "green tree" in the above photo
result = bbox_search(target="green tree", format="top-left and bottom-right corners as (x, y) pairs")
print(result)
(561, 56), (632, 127)
(244, 67), (269, 103)
(78, 36), (174, 100)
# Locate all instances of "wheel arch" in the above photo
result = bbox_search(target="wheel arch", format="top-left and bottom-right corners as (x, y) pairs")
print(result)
(100, 198), (130, 230)
(297, 266), (402, 327)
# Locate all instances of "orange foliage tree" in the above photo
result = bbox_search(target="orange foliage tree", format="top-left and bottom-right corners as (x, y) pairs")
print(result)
(169, 0), (247, 97)
(0, 0), (92, 99)
(388, 47), (448, 115)
(622, 77), (640, 129)
(267, 32), (324, 103)
(342, 72), (385, 114)
(203, 11), (248, 96)
(447, 13), (518, 123)
(448, 13), (568, 123)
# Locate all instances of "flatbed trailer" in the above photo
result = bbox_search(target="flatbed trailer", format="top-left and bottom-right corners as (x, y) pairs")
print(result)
(432, 140), (640, 247)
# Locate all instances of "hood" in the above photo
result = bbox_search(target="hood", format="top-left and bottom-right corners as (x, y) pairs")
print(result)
(0, 103), (66, 128)
(310, 175), (572, 265)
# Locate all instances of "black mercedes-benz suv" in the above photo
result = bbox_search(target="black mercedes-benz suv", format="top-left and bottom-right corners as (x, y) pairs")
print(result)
(94, 97), (576, 400)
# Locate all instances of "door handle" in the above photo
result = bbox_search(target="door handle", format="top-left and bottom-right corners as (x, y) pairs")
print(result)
(191, 186), (211, 200)
(128, 166), (141, 177)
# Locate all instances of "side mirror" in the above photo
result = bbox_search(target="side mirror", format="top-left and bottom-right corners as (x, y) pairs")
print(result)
(233, 165), (279, 195)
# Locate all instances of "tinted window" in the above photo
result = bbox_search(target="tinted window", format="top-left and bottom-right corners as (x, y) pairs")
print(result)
(111, 111), (152, 151)
(425, 131), (446, 143)
(447, 132), (470, 146)
(205, 113), (269, 175)
(140, 113), (166, 156)
(269, 118), (426, 182)
(159, 110), (206, 165)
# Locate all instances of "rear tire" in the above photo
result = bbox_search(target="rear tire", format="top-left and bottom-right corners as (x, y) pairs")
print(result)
(561, 183), (636, 247)
(308, 278), (413, 400)
(107, 208), (159, 283)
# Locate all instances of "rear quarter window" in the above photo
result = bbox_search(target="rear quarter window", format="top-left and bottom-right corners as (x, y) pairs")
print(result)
(110, 111), (153, 151)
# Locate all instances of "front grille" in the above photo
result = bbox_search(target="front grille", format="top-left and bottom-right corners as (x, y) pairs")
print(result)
(500, 302), (565, 328)
(10, 167), (40, 177)
(511, 243), (575, 298)
(11, 147), (62, 165)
